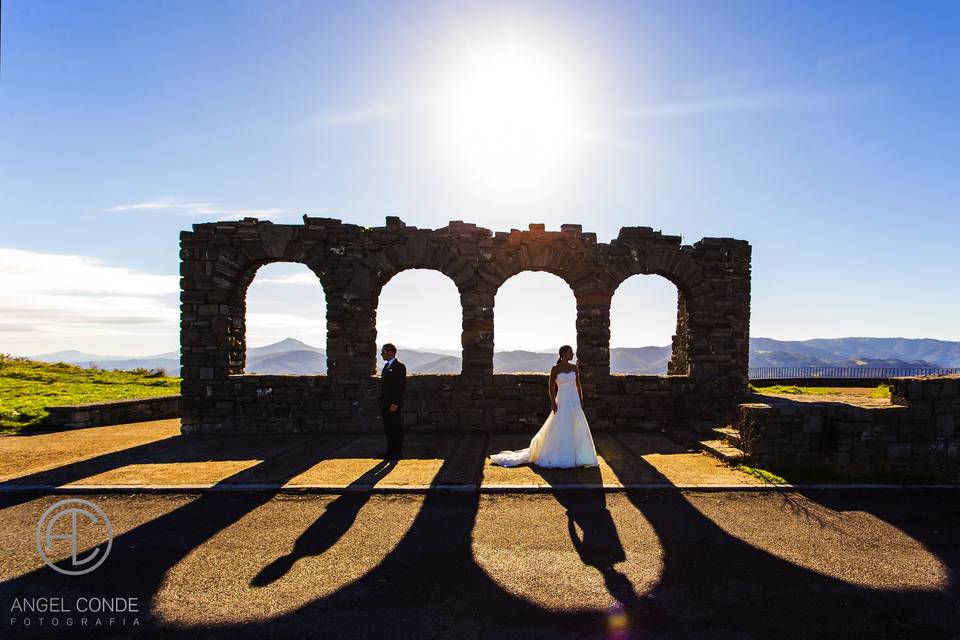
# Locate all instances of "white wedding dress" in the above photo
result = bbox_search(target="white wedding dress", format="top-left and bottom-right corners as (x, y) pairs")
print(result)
(490, 371), (599, 468)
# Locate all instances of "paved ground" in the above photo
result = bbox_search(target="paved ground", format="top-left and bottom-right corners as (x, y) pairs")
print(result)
(2, 421), (958, 639)
(0, 420), (759, 490)
(1, 490), (958, 638)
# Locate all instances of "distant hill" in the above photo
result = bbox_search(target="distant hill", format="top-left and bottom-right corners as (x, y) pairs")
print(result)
(610, 346), (673, 374)
(22, 336), (960, 376)
(247, 349), (327, 375)
(414, 355), (461, 374)
(749, 337), (960, 368)
(494, 350), (557, 373)
(248, 337), (322, 360)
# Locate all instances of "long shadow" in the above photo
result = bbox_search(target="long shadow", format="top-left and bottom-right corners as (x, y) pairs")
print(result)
(3, 430), (958, 639)
(606, 437), (960, 638)
(250, 459), (397, 587)
(536, 466), (645, 610)
(231, 441), (958, 639)
(0, 434), (357, 632)
(0, 431), (328, 513)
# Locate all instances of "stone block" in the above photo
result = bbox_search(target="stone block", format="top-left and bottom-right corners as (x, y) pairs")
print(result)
(834, 421), (869, 435)
(936, 413), (956, 437)
(803, 415), (823, 433)
(886, 443), (912, 460)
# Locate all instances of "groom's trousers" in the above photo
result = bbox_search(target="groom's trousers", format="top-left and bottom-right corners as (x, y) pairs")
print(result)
(379, 402), (404, 454)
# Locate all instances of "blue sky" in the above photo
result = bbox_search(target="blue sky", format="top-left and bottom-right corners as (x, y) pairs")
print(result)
(1, 0), (958, 355)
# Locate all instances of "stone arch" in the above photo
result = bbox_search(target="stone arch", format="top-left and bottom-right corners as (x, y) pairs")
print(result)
(608, 273), (686, 375)
(241, 261), (329, 374)
(492, 270), (578, 372)
(226, 255), (332, 375)
(484, 245), (583, 293)
(359, 238), (478, 293)
(601, 248), (707, 379)
(375, 267), (465, 374)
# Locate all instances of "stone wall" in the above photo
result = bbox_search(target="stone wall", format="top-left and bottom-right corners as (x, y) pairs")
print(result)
(200, 373), (686, 434)
(44, 396), (182, 430)
(738, 374), (960, 463)
(179, 217), (751, 434)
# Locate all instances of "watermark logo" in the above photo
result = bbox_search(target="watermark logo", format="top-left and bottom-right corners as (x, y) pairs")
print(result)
(35, 499), (113, 576)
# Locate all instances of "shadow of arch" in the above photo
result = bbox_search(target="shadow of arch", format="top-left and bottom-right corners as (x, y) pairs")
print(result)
(250, 459), (397, 588)
(2, 445), (956, 638)
(533, 466), (646, 610)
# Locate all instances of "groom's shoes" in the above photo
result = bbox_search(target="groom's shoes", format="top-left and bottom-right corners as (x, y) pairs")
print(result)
(380, 449), (402, 460)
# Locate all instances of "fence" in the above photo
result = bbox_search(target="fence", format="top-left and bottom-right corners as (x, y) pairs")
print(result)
(749, 366), (960, 380)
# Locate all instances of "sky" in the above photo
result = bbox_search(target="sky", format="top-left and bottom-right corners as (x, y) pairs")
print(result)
(1, 0), (958, 356)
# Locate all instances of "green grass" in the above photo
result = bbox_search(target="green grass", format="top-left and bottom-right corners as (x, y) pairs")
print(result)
(869, 384), (892, 398)
(0, 355), (180, 433)
(749, 384), (834, 395)
(736, 465), (788, 485)
(738, 460), (960, 485)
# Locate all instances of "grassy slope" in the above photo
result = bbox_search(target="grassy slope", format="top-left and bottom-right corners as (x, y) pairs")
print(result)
(750, 384), (891, 398)
(0, 355), (180, 433)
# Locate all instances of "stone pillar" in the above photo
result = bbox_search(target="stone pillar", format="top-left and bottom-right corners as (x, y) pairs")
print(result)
(327, 289), (379, 378)
(667, 290), (690, 375)
(179, 227), (245, 432)
(687, 238), (752, 401)
(575, 287), (613, 381)
(461, 286), (495, 377)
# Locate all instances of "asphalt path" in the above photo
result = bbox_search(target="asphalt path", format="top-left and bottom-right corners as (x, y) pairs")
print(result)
(2, 489), (958, 639)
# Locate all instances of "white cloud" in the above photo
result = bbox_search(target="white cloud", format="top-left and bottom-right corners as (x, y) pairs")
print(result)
(818, 37), (906, 67)
(620, 88), (867, 120)
(319, 103), (396, 126)
(104, 198), (288, 219)
(249, 272), (321, 286)
(245, 312), (324, 329)
(0, 248), (179, 348)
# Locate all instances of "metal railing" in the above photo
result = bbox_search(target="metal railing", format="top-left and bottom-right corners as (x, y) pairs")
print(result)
(749, 366), (960, 380)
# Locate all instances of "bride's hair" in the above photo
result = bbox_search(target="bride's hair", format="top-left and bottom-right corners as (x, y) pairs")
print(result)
(556, 345), (573, 365)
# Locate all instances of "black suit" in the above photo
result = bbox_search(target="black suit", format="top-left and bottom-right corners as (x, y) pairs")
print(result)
(378, 359), (406, 455)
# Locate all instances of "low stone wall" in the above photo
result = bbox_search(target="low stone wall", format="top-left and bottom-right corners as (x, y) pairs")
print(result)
(44, 395), (182, 429)
(738, 374), (959, 463)
(181, 373), (697, 435)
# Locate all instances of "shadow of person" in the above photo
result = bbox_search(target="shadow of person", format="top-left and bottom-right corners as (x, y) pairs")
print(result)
(251, 459), (397, 587)
(535, 465), (644, 609)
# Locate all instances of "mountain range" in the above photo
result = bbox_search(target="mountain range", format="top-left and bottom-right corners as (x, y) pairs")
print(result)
(26, 336), (960, 376)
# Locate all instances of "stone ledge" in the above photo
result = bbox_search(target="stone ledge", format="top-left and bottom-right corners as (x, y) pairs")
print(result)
(44, 395), (182, 429)
(734, 376), (960, 464)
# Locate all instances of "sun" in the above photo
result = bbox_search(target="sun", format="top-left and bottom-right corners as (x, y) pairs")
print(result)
(432, 39), (587, 199)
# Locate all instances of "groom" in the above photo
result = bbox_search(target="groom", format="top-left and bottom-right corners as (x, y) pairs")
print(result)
(378, 343), (407, 459)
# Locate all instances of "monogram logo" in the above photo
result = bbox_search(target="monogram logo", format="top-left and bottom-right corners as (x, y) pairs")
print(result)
(35, 499), (113, 576)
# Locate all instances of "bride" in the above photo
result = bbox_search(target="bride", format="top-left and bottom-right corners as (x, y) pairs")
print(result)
(490, 345), (599, 468)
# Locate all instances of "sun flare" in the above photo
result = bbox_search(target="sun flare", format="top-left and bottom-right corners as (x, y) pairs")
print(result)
(432, 39), (587, 198)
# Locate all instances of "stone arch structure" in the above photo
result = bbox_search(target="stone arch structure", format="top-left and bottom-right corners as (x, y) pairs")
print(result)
(241, 261), (329, 372)
(493, 270), (578, 370)
(608, 272), (685, 375)
(180, 216), (751, 434)
(377, 268), (465, 373)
